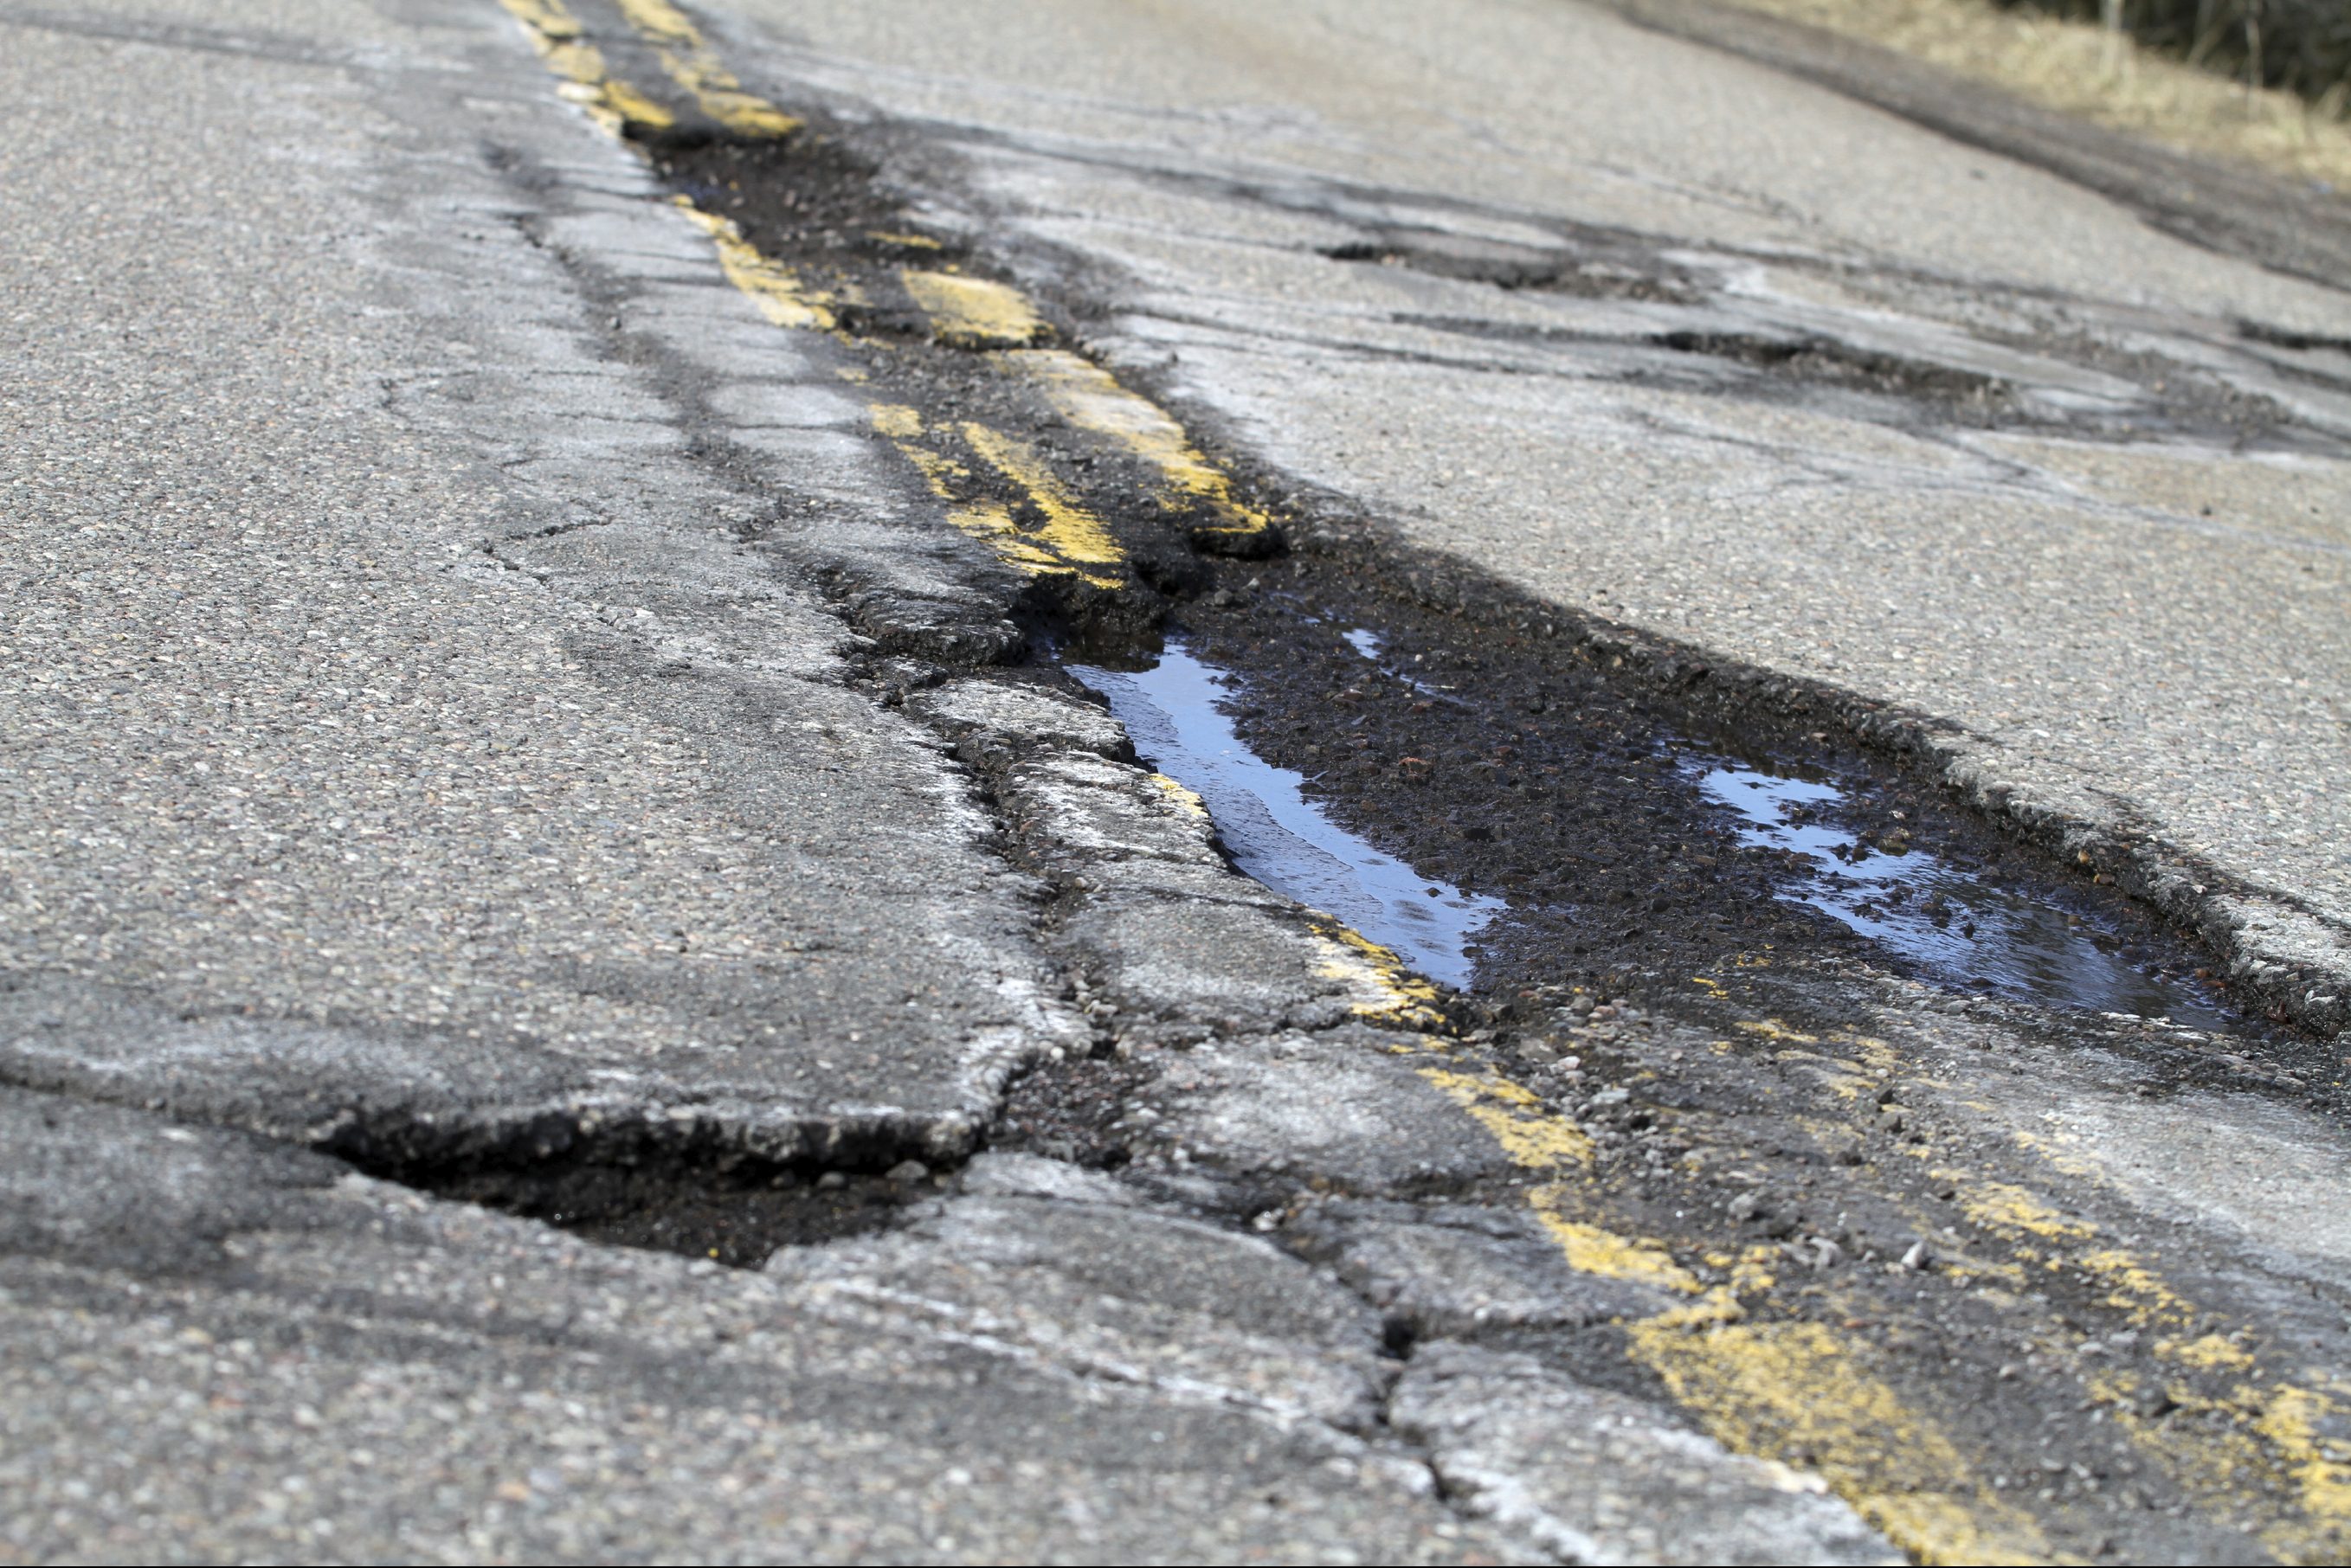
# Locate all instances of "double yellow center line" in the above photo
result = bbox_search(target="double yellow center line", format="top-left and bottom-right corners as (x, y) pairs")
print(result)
(491, 7), (2350, 1561)
(499, 0), (1270, 594)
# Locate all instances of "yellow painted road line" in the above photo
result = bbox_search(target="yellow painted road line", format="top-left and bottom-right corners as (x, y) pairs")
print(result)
(902, 270), (1049, 349)
(1629, 1316), (2058, 1565)
(1950, 1161), (2351, 1561)
(673, 200), (833, 329)
(1014, 348), (1277, 550)
(1415, 1064), (1595, 1172)
(958, 423), (1125, 589)
(1401, 1019), (2058, 1565)
(868, 408), (1126, 590)
(499, 0), (674, 137)
(613, 0), (802, 136)
(1309, 921), (1446, 1028)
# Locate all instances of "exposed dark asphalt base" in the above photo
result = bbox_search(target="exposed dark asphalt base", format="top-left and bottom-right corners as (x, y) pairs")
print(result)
(425, 1157), (936, 1266)
(1163, 549), (2332, 1092)
(310, 24), (2351, 1558)
(378, 87), (2343, 1264)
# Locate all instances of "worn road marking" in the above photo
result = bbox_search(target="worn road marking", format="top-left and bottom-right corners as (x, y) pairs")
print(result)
(958, 424), (1126, 589)
(903, 271), (1048, 349)
(674, 200), (832, 329)
(1408, 1012), (2062, 1565)
(499, 0), (673, 136)
(1631, 1315), (2058, 1565)
(1952, 1154), (2351, 1561)
(1014, 349), (1277, 550)
(1311, 922), (1446, 1028)
(613, 0), (801, 135)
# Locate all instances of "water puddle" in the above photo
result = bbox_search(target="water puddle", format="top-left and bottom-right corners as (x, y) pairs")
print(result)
(1340, 626), (1461, 705)
(1694, 762), (2235, 1031)
(1072, 643), (1505, 989)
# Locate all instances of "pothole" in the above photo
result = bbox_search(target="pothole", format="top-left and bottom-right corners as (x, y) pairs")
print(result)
(1690, 759), (2237, 1031)
(1072, 640), (1504, 989)
(326, 1112), (958, 1268)
(1322, 228), (1702, 304)
(414, 1154), (939, 1267)
(588, 77), (2320, 1069)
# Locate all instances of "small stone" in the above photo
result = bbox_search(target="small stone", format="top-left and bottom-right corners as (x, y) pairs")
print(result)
(886, 1160), (931, 1185)
(816, 1172), (847, 1191)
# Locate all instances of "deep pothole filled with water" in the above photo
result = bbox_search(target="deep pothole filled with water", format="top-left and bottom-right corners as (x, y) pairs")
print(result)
(1072, 642), (1503, 988)
(1689, 760), (2238, 1032)
(1076, 630), (2243, 1034)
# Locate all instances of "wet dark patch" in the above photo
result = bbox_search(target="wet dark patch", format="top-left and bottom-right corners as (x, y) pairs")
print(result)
(1072, 643), (1504, 988)
(589, 50), (2339, 1060)
(1156, 539), (2339, 1084)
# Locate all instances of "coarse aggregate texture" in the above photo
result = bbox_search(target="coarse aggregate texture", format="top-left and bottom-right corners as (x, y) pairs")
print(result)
(0, 0), (1071, 1163)
(11, 0), (2351, 1560)
(732, 0), (2351, 1039)
(0, 1088), (1512, 1565)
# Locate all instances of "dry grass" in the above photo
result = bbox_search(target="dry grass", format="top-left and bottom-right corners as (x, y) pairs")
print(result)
(1717, 0), (2351, 190)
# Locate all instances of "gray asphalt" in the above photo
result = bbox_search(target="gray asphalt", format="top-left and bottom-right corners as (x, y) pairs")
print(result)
(5, 0), (2349, 1562)
(737, 0), (2351, 1036)
(1, 1), (1887, 1559)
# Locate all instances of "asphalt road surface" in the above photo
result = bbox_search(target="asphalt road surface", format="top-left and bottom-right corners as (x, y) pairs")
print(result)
(3, 0), (2348, 1562)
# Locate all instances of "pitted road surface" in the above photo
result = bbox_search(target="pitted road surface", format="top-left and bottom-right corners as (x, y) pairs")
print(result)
(3, 0), (2348, 1564)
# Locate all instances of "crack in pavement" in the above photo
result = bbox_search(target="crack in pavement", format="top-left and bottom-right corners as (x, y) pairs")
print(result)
(8, 0), (2349, 1560)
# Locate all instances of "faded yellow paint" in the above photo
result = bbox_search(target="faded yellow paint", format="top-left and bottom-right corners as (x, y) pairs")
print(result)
(903, 271), (1047, 347)
(1417, 1067), (1594, 1172)
(614, 0), (802, 135)
(867, 408), (1111, 582)
(1529, 1184), (1699, 1293)
(1407, 1007), (2052, 1564)
(1951, 1179), (2097, 1243)
(1013, 349), (1278, 549)
(2093, 1372), (2351, 1562)
(942, 502), (1067, 576)
(959, 424), (1125, 588)
(1310, 922), (1446, 1027)
(1147, 773), (1211, 819)
(2254, 1385), (2351, 1552)
(676, 200), (832, 329)
(868, 230), (943, 250)
(1628, 1317), (2056, 1565)
(2078, 1250), (2193, 1327)
(499, 0), (675, 136)
(1729, 1243), (1780, 1296)
(867, 403), (924, 442)
(867, 407), (969, 502)
(2163, 1333), (2257, 1372)
(1736, 1018), (1819, 1045)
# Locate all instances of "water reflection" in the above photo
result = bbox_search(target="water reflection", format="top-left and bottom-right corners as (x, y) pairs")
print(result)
(1073, 643), (1504, 989)
(1696, 763), (2232, 1031)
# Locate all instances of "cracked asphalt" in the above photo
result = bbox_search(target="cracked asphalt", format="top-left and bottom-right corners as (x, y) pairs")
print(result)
(3, 0), (2348, 1563)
